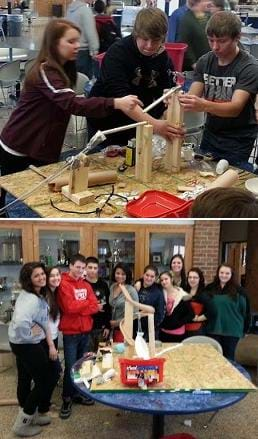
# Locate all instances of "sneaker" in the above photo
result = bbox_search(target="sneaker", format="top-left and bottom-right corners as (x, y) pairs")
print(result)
(59, 399), (72, 419)
(72, 395), (95, 406)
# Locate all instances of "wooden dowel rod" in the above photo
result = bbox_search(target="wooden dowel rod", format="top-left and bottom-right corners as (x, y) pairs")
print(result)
(97, 86), (181, 139)
(102, 121), (147, 136)
(143, 85), (181, 114)
(28, 165), (47, 179)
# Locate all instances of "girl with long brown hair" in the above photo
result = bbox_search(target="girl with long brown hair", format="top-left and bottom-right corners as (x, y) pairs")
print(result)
(204, 263), (250, 360)
(0, 18), (142, 214)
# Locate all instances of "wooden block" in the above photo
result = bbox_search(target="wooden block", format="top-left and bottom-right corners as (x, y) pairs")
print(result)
(148, 314), (155, 358)
(135, 124), (153, 183)
(124, 301), (134, 344)
(177, 185), (196, 192)
(135, 124), (144, 180)
(69, 156), (90, 194)
(62, 185), (95, 206)
(165, 91), (184, 173)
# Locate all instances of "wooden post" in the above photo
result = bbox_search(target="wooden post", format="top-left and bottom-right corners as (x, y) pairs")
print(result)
(119, 285), (156, 358)
(69, 155), (90, 194)
(164, 90), (184, 173)
(62, 154), (95, 205)
(135, 123), (153, 183)
(148, 314), (155, 358)
(135, 124), (144, 180)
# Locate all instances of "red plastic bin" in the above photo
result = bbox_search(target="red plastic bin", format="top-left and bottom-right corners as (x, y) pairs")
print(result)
(119, 357), (166, 386)
(164, 43), (188, 72)
(126, 190), (193, 218)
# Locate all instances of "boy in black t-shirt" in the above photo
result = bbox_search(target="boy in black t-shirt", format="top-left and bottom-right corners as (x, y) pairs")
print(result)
(88, 7), (185, 147)
(83, 256), (111, 352)
(179, 11), (258, 172)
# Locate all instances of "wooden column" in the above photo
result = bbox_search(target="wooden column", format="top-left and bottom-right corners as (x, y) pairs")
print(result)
(164, 90), (184, 173)
(62, 155), (94, 205)
(135, 123), (153, 183)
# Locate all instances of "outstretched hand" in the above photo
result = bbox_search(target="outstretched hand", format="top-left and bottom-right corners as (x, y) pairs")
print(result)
(114, 95), (143, 113)
(153, 119), (185, 142)
(178, 94), (206, 112)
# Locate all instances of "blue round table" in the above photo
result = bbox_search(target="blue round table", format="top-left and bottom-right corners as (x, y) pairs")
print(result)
(71, 358), (250, 438)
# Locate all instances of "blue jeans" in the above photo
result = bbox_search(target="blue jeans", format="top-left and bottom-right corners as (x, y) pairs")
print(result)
(200, 128), (257, 173)
(62, 333), (89, 399)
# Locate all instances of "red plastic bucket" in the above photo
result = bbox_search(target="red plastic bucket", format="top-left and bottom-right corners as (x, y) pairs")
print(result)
(165, 43), (188, 72)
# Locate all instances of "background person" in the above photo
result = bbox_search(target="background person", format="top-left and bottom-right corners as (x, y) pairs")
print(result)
(45, 266), (63, 410)
(167, 1), (189, 43)
(109, 262), (139, 342)
(88, 7), (185, 148)
(170, 254), (188, 290)
(57, 254), (99, 419)
(83, 256), (111, 352)
(204, 263), (250, 360)
(66, 0), (99, 79)
(177, 0), (210, 71)
(178, 11), (258, 172)
(134, 265), (165, 340)
(8, 263), (52, 437)
(184, 267), (212, 336)
(0, 18), (142, 215)
(159, 271), (194, 343)
(93, 0), (121, 53)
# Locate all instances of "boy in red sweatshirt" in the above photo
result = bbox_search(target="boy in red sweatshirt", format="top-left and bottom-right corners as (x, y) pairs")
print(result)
(58, 253), (99, 419)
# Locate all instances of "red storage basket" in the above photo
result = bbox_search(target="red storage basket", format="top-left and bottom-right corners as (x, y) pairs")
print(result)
(119, 357), (166, 386)
(126, 190), (193, 218)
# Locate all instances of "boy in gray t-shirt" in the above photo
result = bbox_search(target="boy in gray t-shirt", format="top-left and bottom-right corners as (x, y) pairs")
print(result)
(179, 11), (258, 172)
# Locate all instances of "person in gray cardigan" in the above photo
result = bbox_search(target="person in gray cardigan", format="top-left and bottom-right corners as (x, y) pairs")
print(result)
(66, 0), (99, 78)
(9, 262), (57, 437)
(109, 262), (139, 342)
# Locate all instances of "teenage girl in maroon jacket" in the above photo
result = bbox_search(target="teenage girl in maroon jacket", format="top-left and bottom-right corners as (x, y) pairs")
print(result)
(0, 18), (142, 214)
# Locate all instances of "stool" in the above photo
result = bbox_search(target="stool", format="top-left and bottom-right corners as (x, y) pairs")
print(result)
(235, 334), (258, 367)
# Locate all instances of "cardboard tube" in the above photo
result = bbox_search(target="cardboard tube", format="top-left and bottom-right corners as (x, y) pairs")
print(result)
(0, 399), (19, 406)
(207, 169), (238, 189)
(48, 170), (117, 192)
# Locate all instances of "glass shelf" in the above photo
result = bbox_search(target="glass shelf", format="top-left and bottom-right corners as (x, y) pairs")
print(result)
(149, 232), (185, 274)
(39, 230), (80, 267)
(97, 231), (135, 283)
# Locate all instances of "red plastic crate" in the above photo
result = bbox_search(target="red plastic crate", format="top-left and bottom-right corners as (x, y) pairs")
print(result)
(119, 357), (166, 386)
(126, 190), (193, 218)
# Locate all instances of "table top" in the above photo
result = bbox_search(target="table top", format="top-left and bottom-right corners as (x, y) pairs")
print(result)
(0, 36), (41, 50)
(0, 154), (253, 218)
(0, 47), (28, 62)
(71, 357), (250, 416)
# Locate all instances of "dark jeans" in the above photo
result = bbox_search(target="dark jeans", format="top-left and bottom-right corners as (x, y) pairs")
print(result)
(0, 144), (46, 211)
(62, 333), (89, 400)
(88, 328), (105, 353)
(208, 334), (240, 361)
(76, 49), (93, 80)
(46, 337), (62, 406)
(10, 340), (51, 415)
(200, 128), (257, 173)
